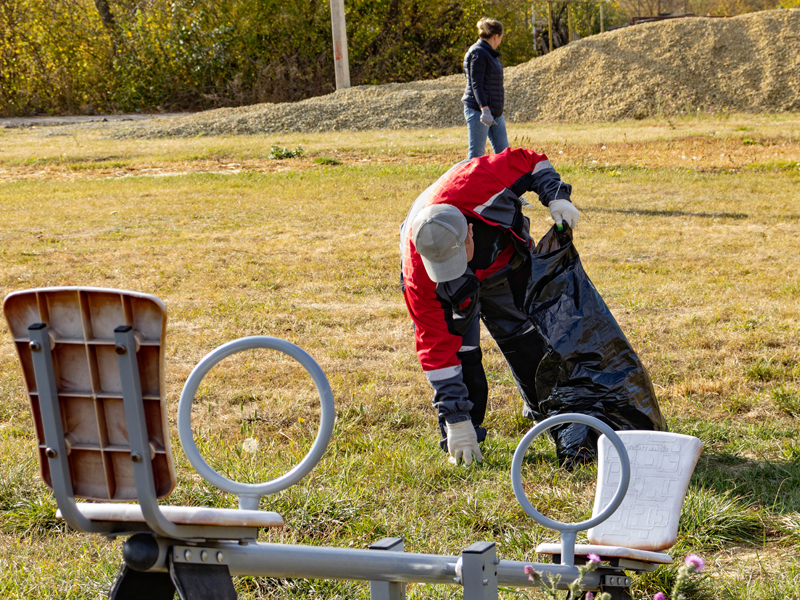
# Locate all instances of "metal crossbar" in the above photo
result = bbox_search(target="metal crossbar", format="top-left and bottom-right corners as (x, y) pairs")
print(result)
(125, 534), (602, 596)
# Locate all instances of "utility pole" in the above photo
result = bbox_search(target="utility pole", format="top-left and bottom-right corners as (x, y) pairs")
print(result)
(329, 0), (350, 90)
(600, 0), (605, 32)
(567, 2), (573, 42)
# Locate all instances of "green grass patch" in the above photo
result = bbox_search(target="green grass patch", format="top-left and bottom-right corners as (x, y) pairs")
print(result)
(772, 385), (800, 417)
(1, 115), (800, 599)
(313, 156), (342, 165)
(746, 160), (800, 172)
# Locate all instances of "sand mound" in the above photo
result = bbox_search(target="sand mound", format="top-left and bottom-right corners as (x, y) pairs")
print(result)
(121, 9), (800, 137)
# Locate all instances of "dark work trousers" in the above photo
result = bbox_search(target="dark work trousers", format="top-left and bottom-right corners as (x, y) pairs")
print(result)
(439, 275), (548, 448)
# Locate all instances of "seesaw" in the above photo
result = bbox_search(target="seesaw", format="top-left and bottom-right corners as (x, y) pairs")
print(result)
(3, 287), (702, 600)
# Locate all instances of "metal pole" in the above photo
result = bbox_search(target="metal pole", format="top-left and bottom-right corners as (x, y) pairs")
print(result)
(329, 0), (350, 90)
(115, 326), (193, 541)
(184, 542), (601, 589)
(370, 538), (406, 600)
(532, 1), (538, 56)
(462, 542), (498, 600)
(547, 2), (553, 51)
(27, 324), (103, 535)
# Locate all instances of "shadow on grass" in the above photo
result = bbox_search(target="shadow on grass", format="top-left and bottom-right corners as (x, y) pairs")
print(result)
(693, 451), (800, 517)
(582, 207), (750, 219)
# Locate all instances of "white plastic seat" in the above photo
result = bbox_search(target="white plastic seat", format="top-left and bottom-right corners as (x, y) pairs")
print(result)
(536, 430), (702, 567)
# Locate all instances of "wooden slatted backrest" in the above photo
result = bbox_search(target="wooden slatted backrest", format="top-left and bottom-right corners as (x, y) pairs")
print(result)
(3, 287), (176, 501)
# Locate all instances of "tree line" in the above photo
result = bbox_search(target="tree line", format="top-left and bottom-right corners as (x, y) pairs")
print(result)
(0, 0), (788, 116)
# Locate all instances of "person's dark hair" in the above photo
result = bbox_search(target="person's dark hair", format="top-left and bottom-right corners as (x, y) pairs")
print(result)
(477, 18), (503, 39)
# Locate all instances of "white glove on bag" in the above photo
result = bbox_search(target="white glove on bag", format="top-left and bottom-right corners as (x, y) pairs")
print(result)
(548, 199), (580, 229)
(446, 420), (483, 466)
(480, 107), (496, 127)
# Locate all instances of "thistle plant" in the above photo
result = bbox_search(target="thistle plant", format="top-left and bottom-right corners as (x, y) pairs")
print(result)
(524, 553), (706, 600)
(653, 554), (706, 600)
(524, 553), (611, 600)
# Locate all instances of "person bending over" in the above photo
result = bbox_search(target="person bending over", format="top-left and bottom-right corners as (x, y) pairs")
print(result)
(400, 148), (579, 465)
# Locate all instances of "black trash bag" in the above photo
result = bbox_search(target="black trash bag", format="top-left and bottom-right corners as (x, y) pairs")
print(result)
(524, 224), (666, 468)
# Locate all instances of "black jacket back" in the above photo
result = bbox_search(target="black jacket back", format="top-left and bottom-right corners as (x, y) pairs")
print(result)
(462, 39), (504, 117)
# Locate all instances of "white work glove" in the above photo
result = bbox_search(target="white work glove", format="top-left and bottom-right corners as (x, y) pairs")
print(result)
(446, 420), (483, 466)
(480, 107), (497, 127)
(548, 199), (580, 229)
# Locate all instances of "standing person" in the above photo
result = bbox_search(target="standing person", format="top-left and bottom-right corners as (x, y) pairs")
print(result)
(400, 148), (580, 465)
(462, 18), (509, 160)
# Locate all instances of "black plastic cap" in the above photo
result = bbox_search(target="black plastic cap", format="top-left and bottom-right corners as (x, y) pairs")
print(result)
(123, 533), (161, 572)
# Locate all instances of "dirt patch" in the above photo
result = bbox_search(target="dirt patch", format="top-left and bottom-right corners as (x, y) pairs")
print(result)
(0, 113), (189, 129)
(2, 136), (798, 183)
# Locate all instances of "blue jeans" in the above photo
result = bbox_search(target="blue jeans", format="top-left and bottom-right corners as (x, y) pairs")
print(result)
(464, 105), (509, 160)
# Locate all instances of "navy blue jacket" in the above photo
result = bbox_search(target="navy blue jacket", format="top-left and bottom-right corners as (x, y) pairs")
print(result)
(461, 39), (504, 118)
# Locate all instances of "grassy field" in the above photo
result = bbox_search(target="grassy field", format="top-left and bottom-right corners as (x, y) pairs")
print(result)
(0, 113), (799, 599)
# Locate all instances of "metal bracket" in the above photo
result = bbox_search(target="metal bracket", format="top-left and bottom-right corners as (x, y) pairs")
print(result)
(603, 574), (632, 587)
(461, 542), (498, 600)
(173, 545), (230, 566)
(369, 537), (406, 600)
(611, 557), (661, 572)
(169, 552), (237, 600)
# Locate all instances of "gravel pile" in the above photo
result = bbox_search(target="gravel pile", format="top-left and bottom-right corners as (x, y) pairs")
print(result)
(121, 9), (800, 138)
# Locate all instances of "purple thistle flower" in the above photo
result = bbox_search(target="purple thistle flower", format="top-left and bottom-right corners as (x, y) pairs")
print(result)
(685, 554), (705, 572)
(586, 593), (595, 600)
(653, 593), (666, 600)
(587, 553), (601, 564)
(524, 564), (535, 580)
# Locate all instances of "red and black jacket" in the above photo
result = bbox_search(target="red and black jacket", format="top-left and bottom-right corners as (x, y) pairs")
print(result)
(400, 148), (572, 421)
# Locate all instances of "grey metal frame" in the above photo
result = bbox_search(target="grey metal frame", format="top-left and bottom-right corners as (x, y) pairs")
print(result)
(510, 414), (632, 567)
(114, 325), (262, 541)
(369, 537), (406, 600)
(176, 336), (336, 510)
(115, 325), (208, 541)
(28, 324), (117, 536)
(26, 321), (634, 599)
(151, 536), (601, 590)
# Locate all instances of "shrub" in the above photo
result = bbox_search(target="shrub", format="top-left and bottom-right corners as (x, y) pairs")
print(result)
(268, 145), (304, 160)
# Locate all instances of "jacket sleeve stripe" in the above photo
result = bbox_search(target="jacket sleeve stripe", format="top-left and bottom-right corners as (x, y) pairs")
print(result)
(424, 364), (463, 381)
(473, 189), (506, 216)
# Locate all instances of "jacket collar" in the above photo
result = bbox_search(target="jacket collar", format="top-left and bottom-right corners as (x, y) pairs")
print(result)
(477, 38), (500, 58)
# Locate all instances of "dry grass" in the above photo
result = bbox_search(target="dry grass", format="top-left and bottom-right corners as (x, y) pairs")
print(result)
(0, 112), (799, 599)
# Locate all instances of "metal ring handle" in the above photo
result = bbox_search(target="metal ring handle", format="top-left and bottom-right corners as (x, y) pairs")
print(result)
(177, 337), (335, 507)
(511, 413), (630, 533)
